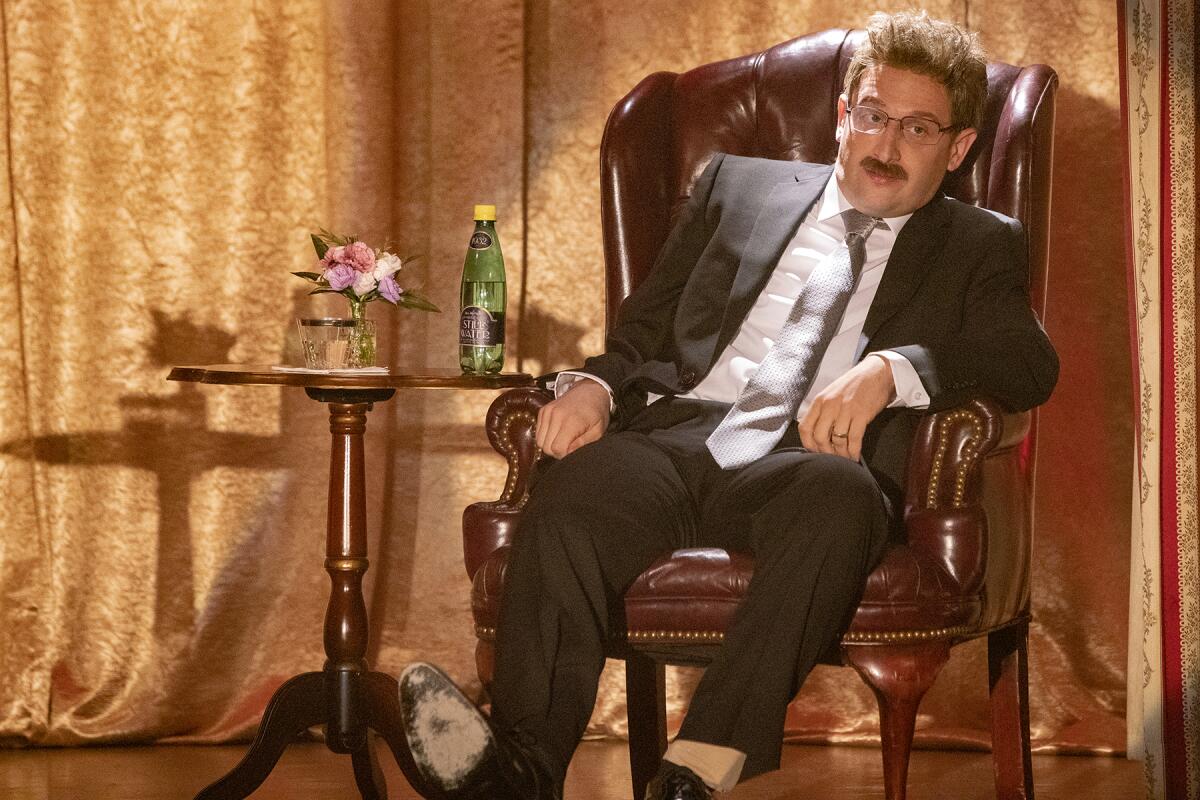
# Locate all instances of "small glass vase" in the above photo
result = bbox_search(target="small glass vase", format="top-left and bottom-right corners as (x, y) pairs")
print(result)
(347, 301), (377, 368)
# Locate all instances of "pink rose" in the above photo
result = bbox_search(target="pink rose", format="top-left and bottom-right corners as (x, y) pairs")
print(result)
(344, 241), (376, 273)
(378, 274), (401, 303)
(325, 263), (356, 291)
(320, 244), (345, 266)
(320, 241), (376, 274)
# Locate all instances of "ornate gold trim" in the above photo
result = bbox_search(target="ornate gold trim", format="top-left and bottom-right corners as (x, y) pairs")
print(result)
(1124, 1), (1165, 793)
(626, 630), (725, 643)
(1166, 0), (1198, 790)
(324, 557), (369, 572)
(840, 625), (972, 644)
(925, 409), (984, 509)
(497, 409), (537, 506)
(474, 623), (974, 646)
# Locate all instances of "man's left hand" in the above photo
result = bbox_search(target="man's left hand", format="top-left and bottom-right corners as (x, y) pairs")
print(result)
(798, 355), (895, 461)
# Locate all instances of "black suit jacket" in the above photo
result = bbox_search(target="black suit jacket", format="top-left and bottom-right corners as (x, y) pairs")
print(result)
(575, 154), (1058, 504)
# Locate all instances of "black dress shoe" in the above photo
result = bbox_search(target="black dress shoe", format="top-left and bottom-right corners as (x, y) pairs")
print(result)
(644, 761), (713, 800)
(397, 661), (561, 800)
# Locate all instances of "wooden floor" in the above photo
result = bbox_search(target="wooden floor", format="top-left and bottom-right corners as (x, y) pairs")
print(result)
(1, 739), (1143, 800)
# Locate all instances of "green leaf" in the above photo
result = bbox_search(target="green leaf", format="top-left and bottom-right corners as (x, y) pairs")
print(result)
(396, 290), (441, 312)
(310, 234), (329, 259)
(292, 271), (324, 281)
(319, 228), (354, 246)
(308, 287), (339, 295)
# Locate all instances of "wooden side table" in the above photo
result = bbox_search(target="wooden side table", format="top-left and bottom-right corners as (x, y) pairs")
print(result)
(168, 365), (533, 800)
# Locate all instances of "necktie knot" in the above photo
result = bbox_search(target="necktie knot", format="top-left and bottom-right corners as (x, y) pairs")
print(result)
(841, 208), (885, 244)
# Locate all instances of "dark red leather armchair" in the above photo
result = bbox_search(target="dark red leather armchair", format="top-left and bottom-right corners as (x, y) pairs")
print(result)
(464, 29), (1056, 800)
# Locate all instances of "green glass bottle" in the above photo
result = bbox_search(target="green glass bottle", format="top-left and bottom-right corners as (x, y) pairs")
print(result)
(459, 204), (506, 374)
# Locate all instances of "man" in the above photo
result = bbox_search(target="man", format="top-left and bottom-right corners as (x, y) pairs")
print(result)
(399, 10), (1058, 800)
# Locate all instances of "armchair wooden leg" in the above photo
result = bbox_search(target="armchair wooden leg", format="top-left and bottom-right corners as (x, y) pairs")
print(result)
(626, 651), (667, 800)
(845, 641), (951, 800)
(989, 621), (1035, 799)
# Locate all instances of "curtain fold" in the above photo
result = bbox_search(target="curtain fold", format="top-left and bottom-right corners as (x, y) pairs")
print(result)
(1120, 1), (1198, 797)
(0, 1), (49, 744)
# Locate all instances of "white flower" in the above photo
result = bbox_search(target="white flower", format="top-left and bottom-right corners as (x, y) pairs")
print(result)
(373, 252), (402, 280)
(352, 271), (378, 298)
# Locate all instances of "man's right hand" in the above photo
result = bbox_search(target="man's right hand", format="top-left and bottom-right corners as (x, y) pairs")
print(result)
(536, 379), (611, 459)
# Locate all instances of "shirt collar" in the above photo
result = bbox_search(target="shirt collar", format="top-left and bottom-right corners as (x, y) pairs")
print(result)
(816, 172), (914, 236)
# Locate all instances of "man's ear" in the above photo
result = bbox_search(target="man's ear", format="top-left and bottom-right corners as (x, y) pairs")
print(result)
(946, 127), (978, 171)
(835, 93), (849, 142)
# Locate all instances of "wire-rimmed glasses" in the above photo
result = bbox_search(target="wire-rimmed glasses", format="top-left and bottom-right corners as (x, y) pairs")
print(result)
(846, 105), (958, 146)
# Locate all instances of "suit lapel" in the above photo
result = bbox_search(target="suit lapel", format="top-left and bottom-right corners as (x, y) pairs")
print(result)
(854, 195), (950, 360)
(713, 165), (831, 358)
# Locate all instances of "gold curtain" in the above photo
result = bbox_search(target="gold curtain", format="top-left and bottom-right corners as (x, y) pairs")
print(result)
(0, 0), (1130, 756)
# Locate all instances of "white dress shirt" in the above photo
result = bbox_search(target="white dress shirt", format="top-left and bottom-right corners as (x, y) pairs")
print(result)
(557, 174), (931, 415)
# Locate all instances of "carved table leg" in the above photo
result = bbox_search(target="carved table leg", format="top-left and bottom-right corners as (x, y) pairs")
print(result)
(350, 733), (388, 800)
(322, 402), (374, 754)
(193, 393), (417, 800)
(192, 672), (325, 800)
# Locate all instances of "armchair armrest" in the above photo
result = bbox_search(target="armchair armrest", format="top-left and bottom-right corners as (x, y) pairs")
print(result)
(462, 386), (553, 579)
(902, 398), (1031, 593)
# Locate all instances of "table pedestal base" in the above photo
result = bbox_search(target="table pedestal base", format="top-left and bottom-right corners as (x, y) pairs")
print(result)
(164, 370), (530, 798)
(193, 670), (424, 800)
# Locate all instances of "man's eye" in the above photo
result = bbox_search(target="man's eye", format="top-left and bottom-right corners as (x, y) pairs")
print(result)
(863, 109), (887, 125)
(904, 120), (931, 138)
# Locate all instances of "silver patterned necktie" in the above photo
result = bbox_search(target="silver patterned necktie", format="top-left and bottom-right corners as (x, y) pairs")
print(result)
(705, 208), (886, 469)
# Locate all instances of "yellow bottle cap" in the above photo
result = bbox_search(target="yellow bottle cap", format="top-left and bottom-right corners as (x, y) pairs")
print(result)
(473, 204), (496, 221)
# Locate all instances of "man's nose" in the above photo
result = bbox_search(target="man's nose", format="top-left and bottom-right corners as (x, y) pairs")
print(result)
(871, 120), (903, 162)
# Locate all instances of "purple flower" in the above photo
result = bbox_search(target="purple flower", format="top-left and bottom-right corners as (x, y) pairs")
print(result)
(325, 263), (357, 291)
(378, 273), (401, 303)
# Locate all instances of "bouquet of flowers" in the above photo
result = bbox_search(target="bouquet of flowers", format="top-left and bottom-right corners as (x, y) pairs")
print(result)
(292, 230), (440, 316)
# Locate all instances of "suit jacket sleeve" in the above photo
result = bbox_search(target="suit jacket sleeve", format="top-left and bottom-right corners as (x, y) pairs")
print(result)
(890, 216), (1058, 412)
(572, 154), (725, 393)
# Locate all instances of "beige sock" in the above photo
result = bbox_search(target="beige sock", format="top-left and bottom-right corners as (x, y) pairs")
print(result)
(663, 739), (746, 793)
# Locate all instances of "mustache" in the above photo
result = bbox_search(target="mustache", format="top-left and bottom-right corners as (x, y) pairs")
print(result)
(861, 157), (907, 180)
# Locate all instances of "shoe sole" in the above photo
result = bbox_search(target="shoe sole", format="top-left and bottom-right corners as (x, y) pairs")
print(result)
(397, 662), (497, 798)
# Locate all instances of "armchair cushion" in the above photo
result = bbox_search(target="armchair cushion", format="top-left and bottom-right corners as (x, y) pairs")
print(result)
(471, 542), (982, 648)
(622, 545), (979, 642)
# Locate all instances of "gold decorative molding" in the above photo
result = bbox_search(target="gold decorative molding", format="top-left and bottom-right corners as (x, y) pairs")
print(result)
(324, 558), (369, 573)
(925, 409), (985, 509)
(1166, 0), (1198, 790)
(625, 630), (725, 643)
(475, 623), (975, 647)
(497, 409), (538, 506)
(840, 625), (973, 644)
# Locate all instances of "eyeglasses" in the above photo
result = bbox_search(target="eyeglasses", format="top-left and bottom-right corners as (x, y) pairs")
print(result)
(846, 105), (957, 146)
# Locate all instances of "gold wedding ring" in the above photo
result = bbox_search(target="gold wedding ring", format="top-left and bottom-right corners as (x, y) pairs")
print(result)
(832, 432), (849, 439)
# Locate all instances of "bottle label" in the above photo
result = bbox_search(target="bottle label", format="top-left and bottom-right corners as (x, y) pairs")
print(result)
(469, 231), (493, 250)
(459, 306), (504, 346)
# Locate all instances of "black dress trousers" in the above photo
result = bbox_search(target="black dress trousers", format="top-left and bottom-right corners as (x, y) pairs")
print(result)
(489, 397), (892, 783)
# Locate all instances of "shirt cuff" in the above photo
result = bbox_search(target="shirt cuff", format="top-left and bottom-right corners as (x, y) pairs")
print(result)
(869, 350), (930, 409)
(552, 370), (616, 413)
